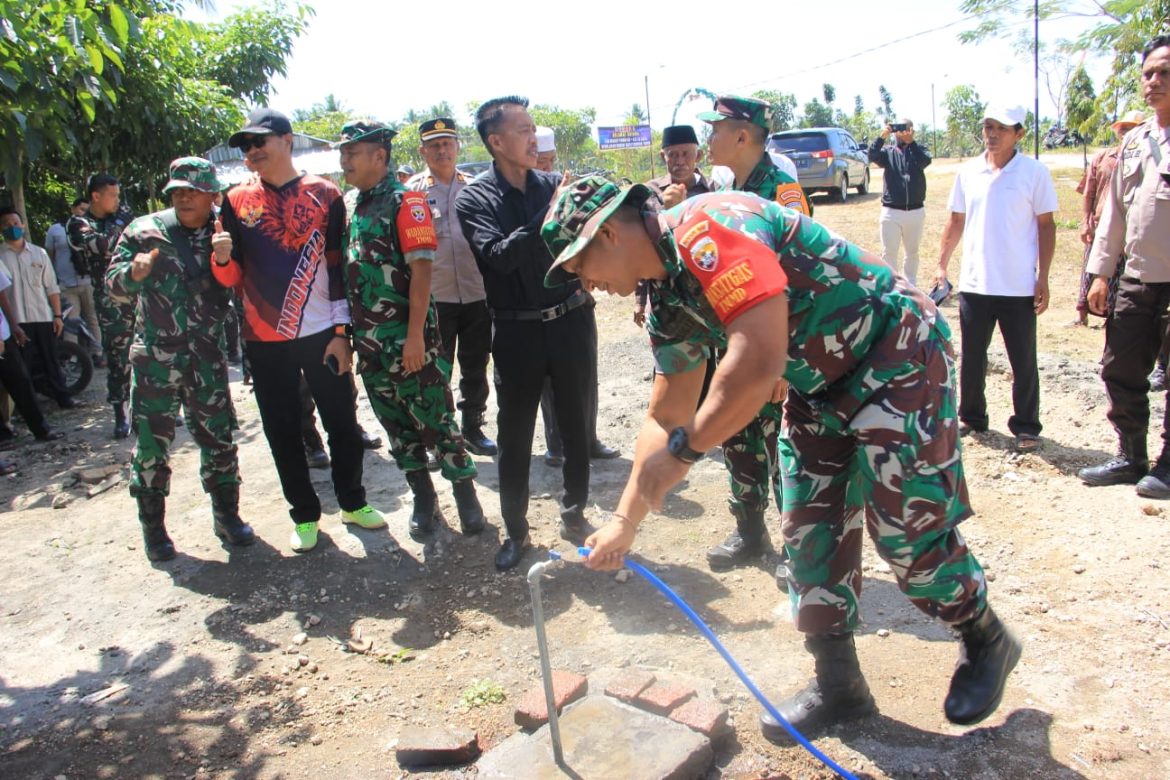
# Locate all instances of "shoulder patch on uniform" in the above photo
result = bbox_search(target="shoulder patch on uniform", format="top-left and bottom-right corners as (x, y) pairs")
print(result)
(691, 236), (719, 271)
(678, 220), (709, 250)
(409, 202), (426, 223)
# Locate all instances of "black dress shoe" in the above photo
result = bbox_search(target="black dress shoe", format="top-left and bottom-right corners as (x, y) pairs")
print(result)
(590, 441), (620, 459)
(558, 505), (595, 545)
(34, 429), (64, 442)
(57, 396), (79, 410)
(360, 428), (383, 450)
(306, 447), (330, 469)
(543, 451), (564, 468)
(495, 536), (531, 571)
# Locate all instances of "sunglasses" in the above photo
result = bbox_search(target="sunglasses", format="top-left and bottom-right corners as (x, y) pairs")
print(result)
(237, 135), (270, 152)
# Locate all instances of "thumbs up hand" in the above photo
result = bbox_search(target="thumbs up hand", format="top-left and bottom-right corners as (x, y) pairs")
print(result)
(131, 248), (159, 282)
(212, 218), (233, 266)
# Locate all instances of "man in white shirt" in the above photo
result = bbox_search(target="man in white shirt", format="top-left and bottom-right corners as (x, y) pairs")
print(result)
(0, 207), (77, 409)
(934, 105), (1057, 452)
(0, 268), (63, 443)
(45, 198), (102, 364)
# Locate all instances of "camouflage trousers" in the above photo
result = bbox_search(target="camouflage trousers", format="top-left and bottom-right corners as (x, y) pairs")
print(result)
(722, 400), (783, 512)
(95, 281), (135, 404)
(778, 333), (986, 635)
(129, 343), (239, 497)
(359, 351), (476, 482)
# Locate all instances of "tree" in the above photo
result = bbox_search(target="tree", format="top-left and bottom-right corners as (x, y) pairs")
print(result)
(801, 98), (834, 128)
(0, 0), (139, 216)
(822, 83), (836, 107)
(877, 85), (895, 122)
(944, 84), (985, 159)
(293, 94), (355, 142)
(1065, 64), (1099, 140)
(959, 0), (1170, 133)
(627, 103), (647, 124)
(751, 89), (798, 132)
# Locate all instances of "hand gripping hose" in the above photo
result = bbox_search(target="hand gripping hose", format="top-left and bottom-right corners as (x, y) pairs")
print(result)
(532, 548), (859, 780)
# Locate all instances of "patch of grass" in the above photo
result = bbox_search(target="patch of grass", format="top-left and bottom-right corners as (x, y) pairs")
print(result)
(460, 679), (506, 709)
(376, 646), (416, 666)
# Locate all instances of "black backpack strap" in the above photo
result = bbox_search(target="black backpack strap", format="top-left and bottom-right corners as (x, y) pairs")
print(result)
(156, 208), (203, 281)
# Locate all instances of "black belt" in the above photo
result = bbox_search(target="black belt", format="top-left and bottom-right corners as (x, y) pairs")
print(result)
(491, 291), (589, 323)
(883, 203), (924, 211)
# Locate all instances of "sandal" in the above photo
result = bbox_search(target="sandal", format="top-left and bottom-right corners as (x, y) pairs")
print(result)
(0, 459), (16, 476)
(1015, 434), (1041, 453)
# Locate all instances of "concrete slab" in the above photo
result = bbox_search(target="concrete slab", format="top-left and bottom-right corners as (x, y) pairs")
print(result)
(477, 694), (713, 780)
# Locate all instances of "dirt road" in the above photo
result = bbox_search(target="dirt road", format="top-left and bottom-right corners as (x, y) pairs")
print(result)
(1, 158), (1167, 779)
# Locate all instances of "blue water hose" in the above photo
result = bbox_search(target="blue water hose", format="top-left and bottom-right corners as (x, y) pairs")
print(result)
(551, 548), (859, 780)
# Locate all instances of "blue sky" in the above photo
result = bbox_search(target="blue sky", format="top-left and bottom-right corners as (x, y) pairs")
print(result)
(188, 1), (1108, 131)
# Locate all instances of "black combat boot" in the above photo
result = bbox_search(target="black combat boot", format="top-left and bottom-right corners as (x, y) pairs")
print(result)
(113, 403), (130, 440)
(137, 493), (175, 562)
(210, 483), (256, 547)
(760, 633), (877, 743)
(452, 479), (485, 535)
(944, 605), (1022, 725)
(559, 503), (595, 545)
(461, 413), (498, 457)
(1136, 443), (1170, 499)
(706, 504), (770, 571)
(405, 469), (439, 538)
(762, 631), (875, 743)
(1079, 433), (1148, 486)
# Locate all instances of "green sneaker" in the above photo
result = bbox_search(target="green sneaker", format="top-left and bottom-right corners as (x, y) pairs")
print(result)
(341, 504), (386, 530)
(290, 521), (319, 553)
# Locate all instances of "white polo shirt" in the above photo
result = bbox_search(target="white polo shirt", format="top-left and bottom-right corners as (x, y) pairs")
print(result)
(947, 151), (1058, 297)
(0, 269), (11, 341)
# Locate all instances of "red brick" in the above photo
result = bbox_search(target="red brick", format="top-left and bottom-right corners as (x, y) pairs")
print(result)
(604, 670), (657, 703)
(634, 682), (696, 716)
(513, 670), (588, 731)
(669, 699), (729, 739)
(396, 725), (480, 767)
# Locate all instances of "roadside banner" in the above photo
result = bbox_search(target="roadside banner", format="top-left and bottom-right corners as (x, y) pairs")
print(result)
(598, 125), (652, 150)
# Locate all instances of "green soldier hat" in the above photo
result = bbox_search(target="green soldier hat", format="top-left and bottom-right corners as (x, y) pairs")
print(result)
(541, 175), (654, 287)
(333, 119), (398, 148)
(162, 156), (223, 195)
(419, 117), (459, 141)
(696, 95), (774, 131)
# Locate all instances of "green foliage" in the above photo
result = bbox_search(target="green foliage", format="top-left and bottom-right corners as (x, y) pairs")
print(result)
(459, 679), (506, 710)
(800, 98), (834, 128)
(750, 89), (798, 132)
(1066, 65), (1099, 139)
(2, 1), (309, 225)
(877, 85), (895, 122)
(822, 83), (836, 106)
(944, 84), (986, 159)
(958, 0), (1169, 139)
(293, 94), (354, 142)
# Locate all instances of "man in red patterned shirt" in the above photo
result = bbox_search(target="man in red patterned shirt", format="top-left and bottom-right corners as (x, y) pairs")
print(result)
(212, 108), (386, 553)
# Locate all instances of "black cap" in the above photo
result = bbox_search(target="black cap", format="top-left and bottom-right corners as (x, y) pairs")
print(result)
(662, 125), (699, 148)
(419, 118), (459, 141)
(229, 107), (293, 148)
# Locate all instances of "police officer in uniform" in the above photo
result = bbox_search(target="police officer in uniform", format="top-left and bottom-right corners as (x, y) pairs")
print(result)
(407, 118), (497, 457)
(1079, 35), (1170, 498)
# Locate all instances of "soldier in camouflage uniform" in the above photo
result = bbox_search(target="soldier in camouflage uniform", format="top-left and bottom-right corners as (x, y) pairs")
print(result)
(68, 174), (136, 439)
(687, 95), (812, 575)
(540, 176), (1021, 740)
(106, 158), (253, 562)
(335, 121), (486, 539)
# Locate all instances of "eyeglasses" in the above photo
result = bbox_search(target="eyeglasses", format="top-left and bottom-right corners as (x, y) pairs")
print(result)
(237, 135), (270, 152)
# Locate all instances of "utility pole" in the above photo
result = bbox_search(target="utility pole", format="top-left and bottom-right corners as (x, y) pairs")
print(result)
(1033, 0), (1040, 159)
(931, 82), (938, 156)
(645, 74), (654, 179)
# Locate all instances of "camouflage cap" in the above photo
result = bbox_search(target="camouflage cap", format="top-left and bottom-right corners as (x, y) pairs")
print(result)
(541, 175), (653, 287)
(334, 119), (398, 148)
(162, 156), (223, 195)
(696, 95), (774, 131)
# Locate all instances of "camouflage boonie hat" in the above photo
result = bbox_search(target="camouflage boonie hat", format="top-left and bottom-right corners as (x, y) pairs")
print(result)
(541, 175), (653, 287)
(334, 119), (398, 148)
(697, 95), (774, 131)
(162, 157), (223, 195)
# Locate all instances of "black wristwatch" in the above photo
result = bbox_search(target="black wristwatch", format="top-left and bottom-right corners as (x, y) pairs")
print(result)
(667, 426), (702, 464)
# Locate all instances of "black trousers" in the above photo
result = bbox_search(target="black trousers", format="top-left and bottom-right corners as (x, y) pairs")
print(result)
(300, 373), (363, 451)
(436, 300), (492, 419)
(542, 306), (600, 455)
(958, 292), (1041, 436)
(493, 306), (592, 540)
(247, 329), (366, 523)
(1102, 277), (1170, 448)
(0, 337), (50, 436)
(20, 321), (71, 404)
